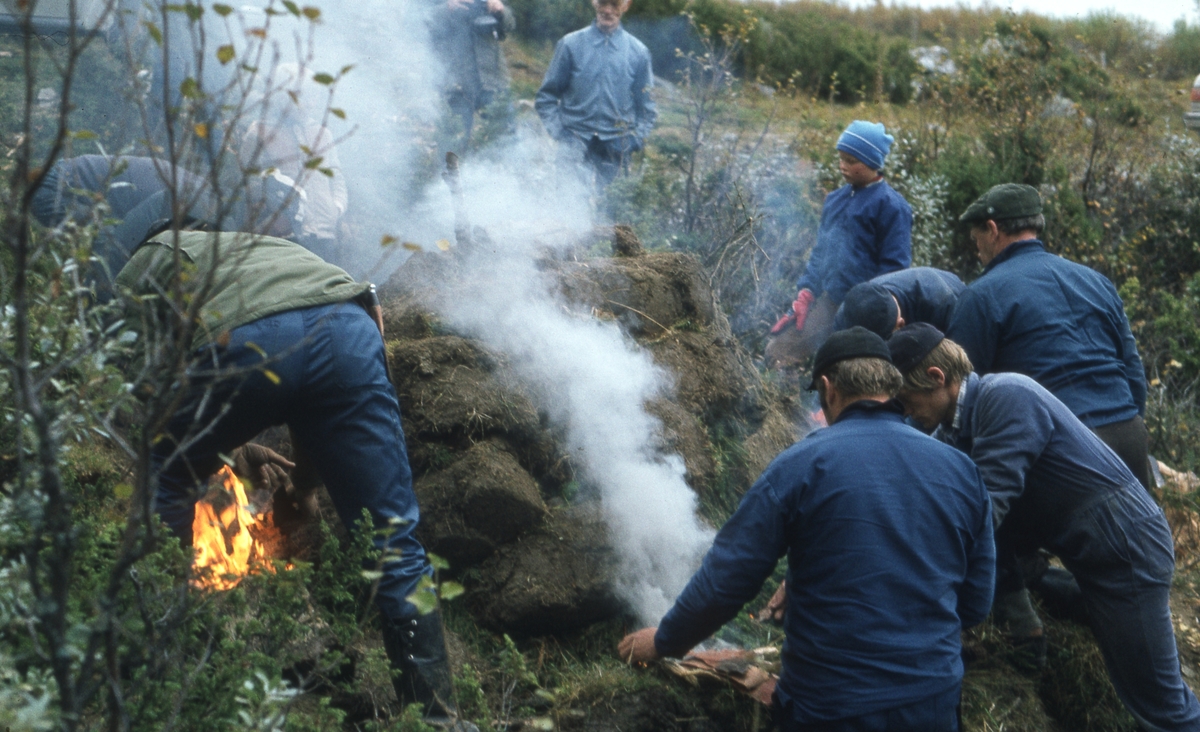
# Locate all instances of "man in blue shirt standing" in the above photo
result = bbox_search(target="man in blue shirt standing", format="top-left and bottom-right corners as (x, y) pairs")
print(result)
(946, 184), (1151, 490)
(619, 328), (994, 731)
(766, 121), (913, 369)
(835, 266), (965, 339)
(535, 0), (656, 189)
(890, 324), (1200, 732)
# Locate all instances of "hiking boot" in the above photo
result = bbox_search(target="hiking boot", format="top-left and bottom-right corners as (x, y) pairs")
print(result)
(992, 588), (1047, 673)
(381, 611), (479, 732)
(1029, 566), (1088, 624)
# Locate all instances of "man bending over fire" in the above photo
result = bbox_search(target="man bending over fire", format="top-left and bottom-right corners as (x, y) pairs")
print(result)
(888, 323), (1200, 731)
(618, 327), (995, 731)
(115, 228), (476, 731)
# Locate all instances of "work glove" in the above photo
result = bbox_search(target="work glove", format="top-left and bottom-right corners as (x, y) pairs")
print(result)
(769, 289), (815, 334)
(232, 443), (295, 495)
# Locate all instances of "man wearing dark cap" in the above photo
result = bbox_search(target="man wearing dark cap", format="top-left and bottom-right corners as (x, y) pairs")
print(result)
(889, 323), (1200, 732)
(617, 327), (994, 731)
(836, 266), (965, 339)
(946, 183), (1151, 490)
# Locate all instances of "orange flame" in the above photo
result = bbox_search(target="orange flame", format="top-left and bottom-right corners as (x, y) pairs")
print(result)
(191, 465), (284, 590)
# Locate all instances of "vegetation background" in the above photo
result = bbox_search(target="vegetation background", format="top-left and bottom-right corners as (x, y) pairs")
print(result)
(5, 0), (1200, 729)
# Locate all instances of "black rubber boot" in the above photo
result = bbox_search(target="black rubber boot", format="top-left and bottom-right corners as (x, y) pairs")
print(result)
(381, 612), (479, 732)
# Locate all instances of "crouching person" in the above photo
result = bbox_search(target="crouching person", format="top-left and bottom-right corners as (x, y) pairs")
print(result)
(888, 323), (1200, 731)
(619, 327), (995, 731)
(116, 229), (476, 731)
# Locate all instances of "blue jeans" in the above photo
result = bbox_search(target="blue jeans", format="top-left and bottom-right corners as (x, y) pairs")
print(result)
(152, 303), (431, 620)
(1056, 487), (1200, 731)
(774, 683), (961, 732)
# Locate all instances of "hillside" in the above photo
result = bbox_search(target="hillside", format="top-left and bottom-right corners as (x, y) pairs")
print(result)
(4, 0), (1200, 730)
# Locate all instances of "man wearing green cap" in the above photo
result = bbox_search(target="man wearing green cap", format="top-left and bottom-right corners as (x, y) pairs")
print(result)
(946, 183), (1151, 491)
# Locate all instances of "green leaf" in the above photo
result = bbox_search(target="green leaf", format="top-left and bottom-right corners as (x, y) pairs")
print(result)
(212, 3), (233, 16)
(282, 0), (300, 15)
(301, 6), (320, 20)
(361, 570), (383, 581)
(144, 21), (162, 45)
(303, 156), (323, 169)
(318, 167), (334, 178)
(179, 77), (202, 100)
(406, 589), (438, 615)
(216, 44), (235, 65)
(427, 552), (450, 571)
(329, 107), (345, 119)
(261, 369), (281, 385)
(312, 72), (334, 86)
(438, 581), (465, 601)
(340, 64), (354, 76)
(71, 129), (98, 140)
(113, 483), (133, 500)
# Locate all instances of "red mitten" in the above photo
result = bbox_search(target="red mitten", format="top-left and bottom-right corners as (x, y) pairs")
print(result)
(792, 289), (815, 331)
(769, 312), (795, 334)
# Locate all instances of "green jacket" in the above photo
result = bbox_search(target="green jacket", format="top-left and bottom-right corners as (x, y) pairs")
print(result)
(116, 231), (369, 350)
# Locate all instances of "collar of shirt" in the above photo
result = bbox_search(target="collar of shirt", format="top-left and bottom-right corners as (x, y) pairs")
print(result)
(983, 238), (1043, 274)
(945, 371), (979, 444)
(588, 21), (624, 45)
(833, 398), (906, 425)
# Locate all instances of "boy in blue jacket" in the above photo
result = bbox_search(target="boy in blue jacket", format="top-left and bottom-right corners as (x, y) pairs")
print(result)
(766, 121), (913, 369)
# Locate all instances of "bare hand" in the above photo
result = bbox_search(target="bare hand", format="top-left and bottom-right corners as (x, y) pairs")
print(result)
(617, 627), (660, 664)
(485, 0), (504, 12)
(758, 581), (787, 625)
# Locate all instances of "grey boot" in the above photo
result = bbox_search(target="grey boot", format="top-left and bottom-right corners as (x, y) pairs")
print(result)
(993, 588), (1046, 672)
(381, 612), (479, 732)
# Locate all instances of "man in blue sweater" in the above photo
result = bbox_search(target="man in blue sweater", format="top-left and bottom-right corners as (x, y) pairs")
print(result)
(890, 323), (1200, 731)
(535, 0), (656, 189)
(766, 121), (913, 368)
(946, 184), (1151, 490)
(619, 328), (994, 731)
(835, 266), (965, 339)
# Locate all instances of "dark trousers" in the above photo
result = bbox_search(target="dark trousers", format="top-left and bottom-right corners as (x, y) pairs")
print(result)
(31, 155), (206, 227)
(1092, 414), (1154, 493)
(764, 294), (839, 369)
(152, 303), (432, 621)
(1054, 488), (1200, 730)
(774, 684), (961, 732)
(557, 132), (640, 192)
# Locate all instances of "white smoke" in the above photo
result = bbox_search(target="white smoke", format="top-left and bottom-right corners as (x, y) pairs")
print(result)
(280, 1), (718, 624)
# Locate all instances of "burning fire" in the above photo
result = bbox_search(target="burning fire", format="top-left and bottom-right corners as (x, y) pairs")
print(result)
(191, 465), (286, 590)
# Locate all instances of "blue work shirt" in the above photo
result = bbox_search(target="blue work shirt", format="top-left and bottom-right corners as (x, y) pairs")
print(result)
(797, 180), (912, 305)
(875, 267), (964, 331)
(946, 240), (1146, 429)
(535, 22), (657, 143)
(938, 372), (1146, 533)
(655, 401), (994, 724)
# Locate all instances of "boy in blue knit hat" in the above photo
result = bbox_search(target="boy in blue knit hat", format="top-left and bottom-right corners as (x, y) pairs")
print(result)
(766, 120), (913, 369)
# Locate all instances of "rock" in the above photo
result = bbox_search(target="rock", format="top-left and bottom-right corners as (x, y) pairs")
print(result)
(466, 506), (620, 634)
(648, 399), (716, 496)
(546, 252), (717, 337)
(646, 329), (749, 418)
(611, 224), (644, 257)
(387, 336), (543, 469)
(415, 440), (547, 566)
(381, 294), (439, 341)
